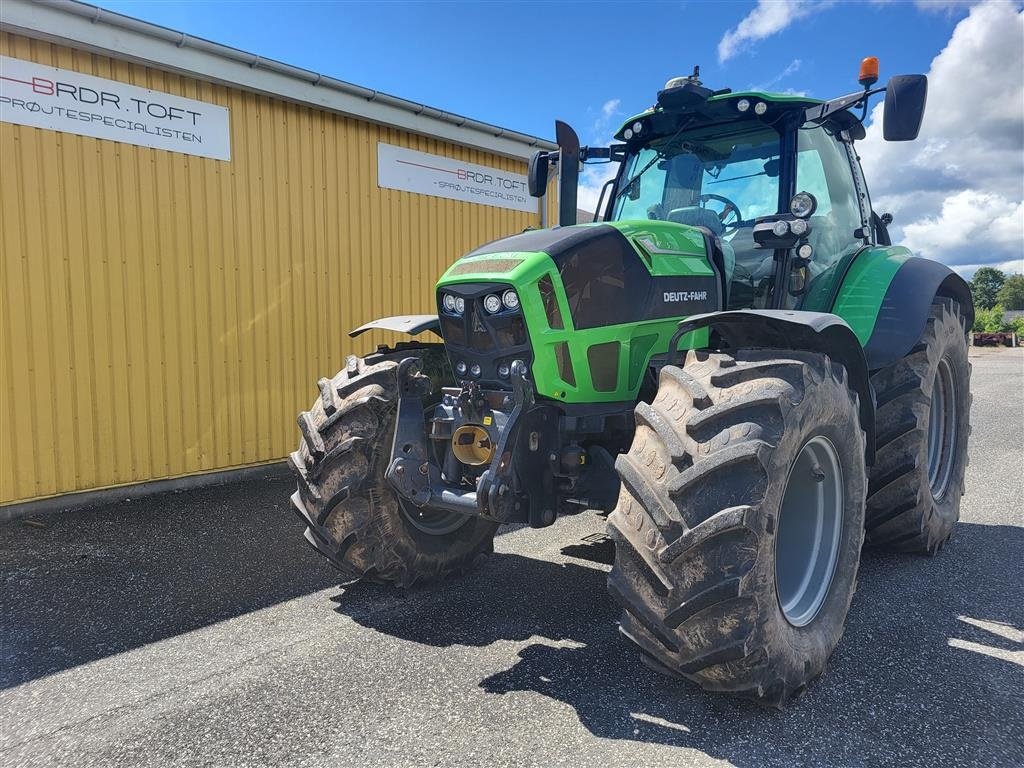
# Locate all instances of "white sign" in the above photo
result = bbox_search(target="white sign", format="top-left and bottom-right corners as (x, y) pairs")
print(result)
(0, 55), (231, 161)
(377, 143), (534, 213)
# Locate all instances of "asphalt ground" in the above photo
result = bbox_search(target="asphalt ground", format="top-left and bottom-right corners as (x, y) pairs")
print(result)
(2, 347), (1022, 768)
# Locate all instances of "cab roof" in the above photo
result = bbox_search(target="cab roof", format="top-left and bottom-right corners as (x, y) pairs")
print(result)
(613, 89), (865, 143)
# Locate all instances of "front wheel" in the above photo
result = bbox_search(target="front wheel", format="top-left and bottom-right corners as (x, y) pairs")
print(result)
(289, 348), (498, 587)
(608, 350), (866, 706)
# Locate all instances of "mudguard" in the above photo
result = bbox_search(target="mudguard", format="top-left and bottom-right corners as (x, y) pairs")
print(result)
(348, 314), (441, 338)
(671, 310), (876, 463)
(859, 258), (972, 371)
(829, 250), (973, 371)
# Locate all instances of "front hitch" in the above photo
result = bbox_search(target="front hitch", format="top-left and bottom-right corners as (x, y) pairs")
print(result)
(385, 358), (533, 523)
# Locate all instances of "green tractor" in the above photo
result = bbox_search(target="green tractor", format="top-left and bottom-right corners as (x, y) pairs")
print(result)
(289, 62), (972, 705)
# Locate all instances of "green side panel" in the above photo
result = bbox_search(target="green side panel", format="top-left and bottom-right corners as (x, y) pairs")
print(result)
(831, 246), (912, 345)
(436, 222), (714, 404)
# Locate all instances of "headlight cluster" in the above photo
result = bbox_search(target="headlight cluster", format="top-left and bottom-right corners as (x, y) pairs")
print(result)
(452, 358), (525, 380)
(441, 293), (466, 315)
(440, 289), (518, 316)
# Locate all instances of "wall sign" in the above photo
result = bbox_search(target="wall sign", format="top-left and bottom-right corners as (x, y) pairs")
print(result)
(0, 55), (231, 160)
(377, 142), (534, 213)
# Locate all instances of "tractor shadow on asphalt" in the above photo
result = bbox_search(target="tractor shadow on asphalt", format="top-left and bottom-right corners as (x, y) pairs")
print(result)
(0, 474), (338, 690)
(333, 521), (1024, 766)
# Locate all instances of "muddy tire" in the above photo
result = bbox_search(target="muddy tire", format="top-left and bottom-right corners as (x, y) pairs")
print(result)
(289, 346), (498, 587)
(608, 350), (867, 706)
(865, 298), (971, 553)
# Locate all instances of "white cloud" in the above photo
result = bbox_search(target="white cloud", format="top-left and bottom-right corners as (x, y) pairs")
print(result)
(718, 1), (830, 63)
(749, 58), (803, 91)
(575, 99), (626, 219)
(858, 0), (1024, 275)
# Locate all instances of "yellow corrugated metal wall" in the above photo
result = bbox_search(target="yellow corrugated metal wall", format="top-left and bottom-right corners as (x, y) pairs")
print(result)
(0, 32), (558, 506)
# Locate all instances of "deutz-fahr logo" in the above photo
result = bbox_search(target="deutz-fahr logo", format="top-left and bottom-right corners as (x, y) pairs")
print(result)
(664, 290), (709, 302)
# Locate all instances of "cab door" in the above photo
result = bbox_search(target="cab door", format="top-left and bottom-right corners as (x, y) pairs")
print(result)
(785, 125), (872, 310)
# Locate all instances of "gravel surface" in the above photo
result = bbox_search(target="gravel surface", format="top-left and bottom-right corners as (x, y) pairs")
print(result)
(2, 347), (1021, 768)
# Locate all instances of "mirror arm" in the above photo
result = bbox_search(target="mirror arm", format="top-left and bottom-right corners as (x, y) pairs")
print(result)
(804, 86), (885, 126)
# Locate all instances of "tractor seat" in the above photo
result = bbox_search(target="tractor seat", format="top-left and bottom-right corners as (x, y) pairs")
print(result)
(666, 206), (725, 236)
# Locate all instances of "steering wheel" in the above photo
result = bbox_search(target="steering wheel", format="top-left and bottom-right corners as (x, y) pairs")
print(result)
(699, 193), (743, 232)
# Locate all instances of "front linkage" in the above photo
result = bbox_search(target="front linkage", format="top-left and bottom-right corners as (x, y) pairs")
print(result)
(386, 358), (616, 528)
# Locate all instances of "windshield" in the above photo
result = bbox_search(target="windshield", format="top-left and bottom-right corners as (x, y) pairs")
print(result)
(611, 121), (783, 309)
(612, 122), (782, 224)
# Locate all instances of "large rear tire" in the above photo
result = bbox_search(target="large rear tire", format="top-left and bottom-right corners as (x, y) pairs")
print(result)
(865, 298), (971, 553)
(608, 350), (866, 706)
(289, 347), (498, 587)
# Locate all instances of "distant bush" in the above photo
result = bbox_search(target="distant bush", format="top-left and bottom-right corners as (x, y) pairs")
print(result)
(972, 305), (1009, 333)
(1011, 315), (1024, 338)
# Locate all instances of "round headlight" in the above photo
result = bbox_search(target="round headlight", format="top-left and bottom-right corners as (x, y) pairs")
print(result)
(502, 289), (519, 310)
(772, 220), (790, 237)
(497, 363), (510, 378)
(632, 121), (643, 133)
(483, 294), (502, 314)
(511, 359), (527, 375)
(442, 293), (457, 312)
(469, 363), (482, 378)
(736, 98), (750, 113)
(754, 101), (768, 115)
(623, 128), (634, 140)
(455, 361), (467, 376)
(797, 243), (814, 259)
(789, 191), (817, 218)
(790, 218), (809, 236)
(454, 296), (466, 314)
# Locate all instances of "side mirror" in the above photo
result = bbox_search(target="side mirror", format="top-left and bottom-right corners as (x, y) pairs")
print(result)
(883, 75), (927, 141)
(527, 150), (550, 197)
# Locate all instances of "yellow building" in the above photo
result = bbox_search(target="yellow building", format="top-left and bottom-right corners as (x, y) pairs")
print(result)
(0, 0), (557, 513)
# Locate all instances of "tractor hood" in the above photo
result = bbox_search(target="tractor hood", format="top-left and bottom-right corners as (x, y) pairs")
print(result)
(434, 220), (723, 403)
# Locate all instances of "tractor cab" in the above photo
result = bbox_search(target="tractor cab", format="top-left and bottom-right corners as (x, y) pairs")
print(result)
(530, 62), (927, 314)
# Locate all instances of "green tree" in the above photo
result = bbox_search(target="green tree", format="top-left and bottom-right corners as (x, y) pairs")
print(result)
(971, 267), (1005, 310)
(995, 274), (1024, 310)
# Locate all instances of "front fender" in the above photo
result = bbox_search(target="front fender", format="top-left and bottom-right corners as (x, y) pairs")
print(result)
(672, 309), (876, 463)
(348, 314), (441, 339)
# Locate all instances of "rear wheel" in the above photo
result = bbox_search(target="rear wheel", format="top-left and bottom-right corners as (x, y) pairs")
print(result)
(608, 350), (866, 705)
(289, 347), (498, 587)
(866, 298), (971, 553)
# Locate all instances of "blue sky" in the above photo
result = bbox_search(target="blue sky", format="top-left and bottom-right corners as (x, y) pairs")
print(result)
(95, 0), (968, 140)
(94, 1), (1023, 275)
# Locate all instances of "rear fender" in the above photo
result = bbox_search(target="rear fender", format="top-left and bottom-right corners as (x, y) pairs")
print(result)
(830, 251), (973, 370)
(671, 310), (876, 463)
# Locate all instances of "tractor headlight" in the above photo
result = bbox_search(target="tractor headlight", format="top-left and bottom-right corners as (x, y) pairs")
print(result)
(790, 218), (809, 236)
(797, 243), (814, 259)
(455, 361), (467, 376)
(754, 101), (768, 115)
(469, 363), (482, 378)
(772, 220), (790, 237)
(789, 192), (817, 218)
(502, 289), (520, 310)
(497, 363), (510, 379)
(442, 293), (457, 313)
(483, 294), (503, 314)
(454, 296), (466, 314)
(623, 128), (634, 140)
(736, 98), (750, 113)
(632, 121), (643, 134)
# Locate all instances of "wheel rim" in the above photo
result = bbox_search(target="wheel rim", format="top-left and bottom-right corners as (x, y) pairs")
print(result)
(927, 357), (958, 500)
(775, 436), (844, 627)
(400, 501), (470, 536)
